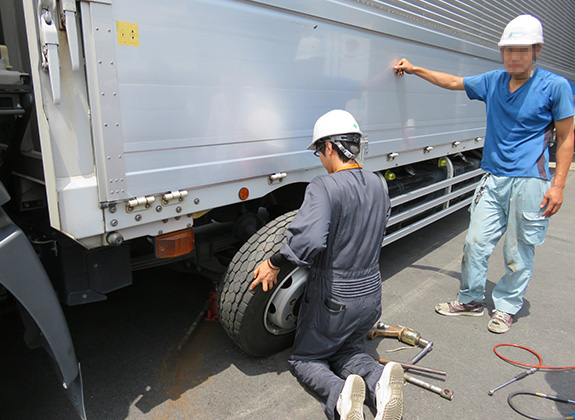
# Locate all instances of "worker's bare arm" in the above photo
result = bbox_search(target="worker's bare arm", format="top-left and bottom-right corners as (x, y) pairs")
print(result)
(394, 58), (465, 90)
(540, 116), (575, 217)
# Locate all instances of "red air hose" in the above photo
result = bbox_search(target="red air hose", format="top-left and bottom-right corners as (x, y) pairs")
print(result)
(494, 343), (575, 370)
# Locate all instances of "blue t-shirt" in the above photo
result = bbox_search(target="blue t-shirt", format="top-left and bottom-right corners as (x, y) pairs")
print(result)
(463, 68), (574, 180)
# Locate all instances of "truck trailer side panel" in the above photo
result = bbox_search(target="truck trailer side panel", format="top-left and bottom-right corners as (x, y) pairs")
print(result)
(23, 0), (491, 246)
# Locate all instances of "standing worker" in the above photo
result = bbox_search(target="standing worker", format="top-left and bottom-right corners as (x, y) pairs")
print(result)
(250, 109), (404, 420)
(394, 14), (574, 333)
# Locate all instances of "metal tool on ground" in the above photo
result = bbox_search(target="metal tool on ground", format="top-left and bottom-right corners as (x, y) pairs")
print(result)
(368, 322), (434, 364)
(369, 322), (453, 400)
(404, 373), (454, 400)
(487, 367), (538, 396)
(177, 300), (209, 351)
(177, 287), (218, 351)
(411, 340), (433, 365)
(375, 357), (447, 376)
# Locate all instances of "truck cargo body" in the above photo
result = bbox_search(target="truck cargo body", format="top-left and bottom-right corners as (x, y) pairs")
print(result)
(1, 0), (574, 417)
(13, 0), (574, 247)
(23, 0), (488, 247)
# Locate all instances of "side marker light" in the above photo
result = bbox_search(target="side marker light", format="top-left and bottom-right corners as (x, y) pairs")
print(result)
(155, 229), (195, 259)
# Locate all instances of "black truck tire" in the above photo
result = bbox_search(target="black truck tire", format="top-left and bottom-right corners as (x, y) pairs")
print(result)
(218, 210), (308, 356)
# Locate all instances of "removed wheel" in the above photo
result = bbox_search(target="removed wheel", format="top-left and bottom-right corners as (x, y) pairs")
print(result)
(218, 211), (308, 356)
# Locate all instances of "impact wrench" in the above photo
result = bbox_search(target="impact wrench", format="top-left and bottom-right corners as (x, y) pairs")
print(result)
(368, 322), (434, 364)
(487, 367), (538, 396)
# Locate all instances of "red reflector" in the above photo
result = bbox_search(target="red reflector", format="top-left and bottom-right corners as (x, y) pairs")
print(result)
(155, 230), (195, 259)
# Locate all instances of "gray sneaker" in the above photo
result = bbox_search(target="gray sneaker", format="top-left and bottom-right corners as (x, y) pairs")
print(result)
(375, 362), (404, 420)
(336, 374), (365, 420)
(435, 300), (485, 317)
(488, 309), (513, 333)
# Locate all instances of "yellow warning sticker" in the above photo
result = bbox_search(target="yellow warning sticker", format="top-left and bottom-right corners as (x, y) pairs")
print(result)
(116, 21), (139, 47)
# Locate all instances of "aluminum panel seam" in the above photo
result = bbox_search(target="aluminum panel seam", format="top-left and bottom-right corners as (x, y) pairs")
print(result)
(81, 1), (128, 204)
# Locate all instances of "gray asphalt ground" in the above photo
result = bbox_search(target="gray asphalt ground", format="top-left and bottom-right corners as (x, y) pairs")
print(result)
(1, 165), (574, 420)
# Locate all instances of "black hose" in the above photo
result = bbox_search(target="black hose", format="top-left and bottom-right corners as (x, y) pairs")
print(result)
(507, 392), (575, 420)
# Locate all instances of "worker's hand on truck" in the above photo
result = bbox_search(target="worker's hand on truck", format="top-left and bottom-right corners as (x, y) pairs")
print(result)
(250, 259), (279, 292)
(393, 58), (465, 91)
(393, 58), (416, 76)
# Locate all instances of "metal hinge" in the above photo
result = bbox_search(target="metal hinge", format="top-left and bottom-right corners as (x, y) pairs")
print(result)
(126, 196), (156, 212)
(162, 190), (189, 205)
(268, 172), (287, 185)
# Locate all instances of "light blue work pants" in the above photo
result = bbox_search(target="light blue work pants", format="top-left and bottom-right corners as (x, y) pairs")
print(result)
(458, 174), (551, 315)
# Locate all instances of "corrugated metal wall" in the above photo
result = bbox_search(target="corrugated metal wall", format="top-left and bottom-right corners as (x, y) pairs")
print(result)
(353, 0), (575, 79)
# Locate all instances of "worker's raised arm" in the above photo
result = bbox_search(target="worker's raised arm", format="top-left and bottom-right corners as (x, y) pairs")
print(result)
(394, 58), (465, 91)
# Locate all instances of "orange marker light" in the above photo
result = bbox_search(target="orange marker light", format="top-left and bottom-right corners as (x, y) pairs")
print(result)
(155, 229), (195, 259)
(239, 187), (249, 200)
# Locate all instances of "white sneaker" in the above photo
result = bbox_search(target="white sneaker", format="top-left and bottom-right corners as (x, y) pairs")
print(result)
(336, 374), (365, 420)
(375, 362), (404, 420)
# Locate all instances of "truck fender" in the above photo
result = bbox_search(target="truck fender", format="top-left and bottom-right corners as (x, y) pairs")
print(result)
(0, 182), (86, 420)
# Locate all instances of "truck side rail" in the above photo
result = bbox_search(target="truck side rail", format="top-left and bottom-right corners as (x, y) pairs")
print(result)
(382, 161), (483, 246)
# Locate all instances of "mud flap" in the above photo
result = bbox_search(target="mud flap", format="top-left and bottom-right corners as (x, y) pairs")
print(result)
(0, 183), (86, 419)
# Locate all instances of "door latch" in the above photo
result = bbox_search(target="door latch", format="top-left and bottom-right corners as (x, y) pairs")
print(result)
(39, 0), (61, 104)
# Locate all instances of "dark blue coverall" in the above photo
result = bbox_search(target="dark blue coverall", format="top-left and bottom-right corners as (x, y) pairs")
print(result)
(271, 166), (391, 420)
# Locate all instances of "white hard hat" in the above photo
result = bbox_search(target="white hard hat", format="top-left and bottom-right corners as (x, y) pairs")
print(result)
(307, 109), (363, 150)
(498, 15), (544, 47)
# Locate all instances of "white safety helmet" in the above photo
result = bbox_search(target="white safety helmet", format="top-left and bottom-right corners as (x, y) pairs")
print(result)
(307, 110), (363, 151)
(498, 15), (544, 47)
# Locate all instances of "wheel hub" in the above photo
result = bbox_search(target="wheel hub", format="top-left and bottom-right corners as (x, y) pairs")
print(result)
(264, 267), (308, 335)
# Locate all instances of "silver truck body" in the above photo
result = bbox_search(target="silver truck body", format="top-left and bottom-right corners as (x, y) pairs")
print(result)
(10, 1), (519, 246)
(14, 0), (575, 249)
(22, 0), (574, 249)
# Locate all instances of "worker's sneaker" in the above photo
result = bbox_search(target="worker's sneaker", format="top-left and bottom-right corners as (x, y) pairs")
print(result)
(336, 374), (365, 420)
(435, 300), (485, 317)
(375, 362), (404, 420)
(488, 309), (514, 333)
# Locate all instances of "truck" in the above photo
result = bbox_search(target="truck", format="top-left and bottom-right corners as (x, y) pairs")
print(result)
(1, 0), (574, 418)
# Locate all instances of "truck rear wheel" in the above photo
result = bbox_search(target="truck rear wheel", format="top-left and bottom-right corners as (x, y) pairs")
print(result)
(218, 211), (308, 356)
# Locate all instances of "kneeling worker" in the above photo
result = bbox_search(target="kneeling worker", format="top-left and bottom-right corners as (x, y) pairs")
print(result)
(251, 109), (404, 420)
